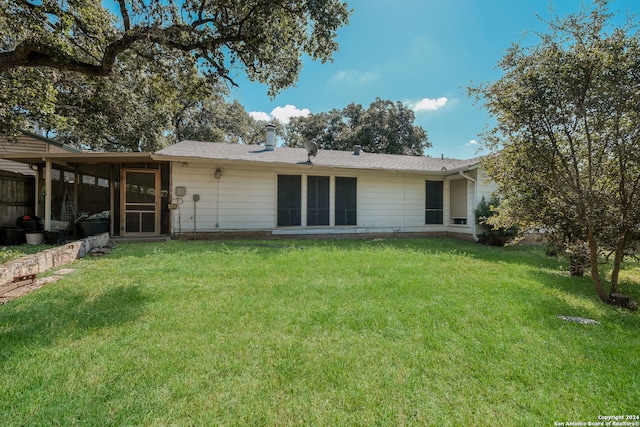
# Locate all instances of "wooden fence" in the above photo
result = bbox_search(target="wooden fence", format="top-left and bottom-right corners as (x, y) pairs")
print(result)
(0, 170), (35, 227)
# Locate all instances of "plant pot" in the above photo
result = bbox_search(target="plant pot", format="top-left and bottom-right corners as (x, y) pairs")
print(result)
(0, 227), (26, 246)
(25, 232), (45, 245)
(16, 216), (42, 233)
(45, 230), (67, 245)
(78, 219), (109, 237)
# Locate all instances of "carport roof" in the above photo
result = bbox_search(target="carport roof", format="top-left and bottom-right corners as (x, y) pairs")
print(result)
(0, 151), (157, 166)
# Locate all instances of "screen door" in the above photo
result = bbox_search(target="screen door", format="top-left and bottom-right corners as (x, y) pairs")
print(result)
(121, 169), (160, 236)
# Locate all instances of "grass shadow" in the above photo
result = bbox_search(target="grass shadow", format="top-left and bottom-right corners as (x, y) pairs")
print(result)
(0, 284), (147, 362)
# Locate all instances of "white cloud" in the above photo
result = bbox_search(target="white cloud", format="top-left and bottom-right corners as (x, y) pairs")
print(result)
(413, 97), (448, 112)
(249, 105), (311, 125)
(270, 105), (311, 124)
(467, 139), (478, 146)
(248, 111), (271, 121)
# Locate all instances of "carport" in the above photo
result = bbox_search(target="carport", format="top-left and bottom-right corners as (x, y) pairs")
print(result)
(0, 152), (171, 238)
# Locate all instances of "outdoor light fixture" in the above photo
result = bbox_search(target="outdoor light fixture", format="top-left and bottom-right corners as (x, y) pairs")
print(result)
(214, 168), (222, 179)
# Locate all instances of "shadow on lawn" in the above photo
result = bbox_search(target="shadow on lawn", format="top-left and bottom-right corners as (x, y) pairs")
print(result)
(107, 237), (550, 262)
(499, 259), (640, 333)
(0, 284), (146, 362)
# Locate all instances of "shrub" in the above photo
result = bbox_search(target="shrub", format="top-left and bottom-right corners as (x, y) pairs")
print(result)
(474, 196), (518, 246)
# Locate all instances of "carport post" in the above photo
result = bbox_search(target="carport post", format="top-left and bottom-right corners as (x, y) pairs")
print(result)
(44, 158), (52, 231)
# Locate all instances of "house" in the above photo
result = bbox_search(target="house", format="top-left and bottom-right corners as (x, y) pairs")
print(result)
(0, 127), (496, 240)
(152, 126), (496, 240)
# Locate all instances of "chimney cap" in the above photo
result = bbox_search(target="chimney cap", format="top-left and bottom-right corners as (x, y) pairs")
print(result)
(353, 145), (362, 155)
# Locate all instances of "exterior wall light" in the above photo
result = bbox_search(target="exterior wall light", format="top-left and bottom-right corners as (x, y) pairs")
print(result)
(214, 168), (222, 180)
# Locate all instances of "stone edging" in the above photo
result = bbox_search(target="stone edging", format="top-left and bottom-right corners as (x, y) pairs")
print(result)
(0, 233), (111, 287)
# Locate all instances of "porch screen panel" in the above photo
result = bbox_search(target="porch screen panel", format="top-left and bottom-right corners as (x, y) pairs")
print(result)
(277, 175), (301, 226)
(307, 176), (330, 226)
(425, 180), (443, 225)
(335, 177), (357, 225)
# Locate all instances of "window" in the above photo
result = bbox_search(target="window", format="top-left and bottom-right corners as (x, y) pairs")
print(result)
(307, 176), (330, 225)
(335, 177), (357, 225)
(277, 175), (301, 226)
(425, 180), (443, 224)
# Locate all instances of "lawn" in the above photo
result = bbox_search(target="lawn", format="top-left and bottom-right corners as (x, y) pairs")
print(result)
(1, 238), (639, 426)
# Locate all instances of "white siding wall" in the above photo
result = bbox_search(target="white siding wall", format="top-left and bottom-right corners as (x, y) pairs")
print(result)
(354, 172), (449, 232)
(476, 167), (498, 203)
(358, 172), (407, 229)
(170, 160), (480, 236)
(170, 162), (276, 232)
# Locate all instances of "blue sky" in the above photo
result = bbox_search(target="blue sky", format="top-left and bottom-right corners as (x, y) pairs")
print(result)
(228, 0), (640, 159)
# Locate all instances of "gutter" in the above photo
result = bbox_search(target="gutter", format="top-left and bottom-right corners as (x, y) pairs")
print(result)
(458, 170), (479, 242)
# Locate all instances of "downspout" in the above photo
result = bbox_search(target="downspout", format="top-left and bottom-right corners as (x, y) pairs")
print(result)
(459, 171), (478, 242)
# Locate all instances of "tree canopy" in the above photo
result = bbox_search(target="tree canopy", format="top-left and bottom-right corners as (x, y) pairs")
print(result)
(1, 0), (349, 92)
(285, 98), (430, 155)
(0, 0), (350, 147)
(470, 0), (640, 305)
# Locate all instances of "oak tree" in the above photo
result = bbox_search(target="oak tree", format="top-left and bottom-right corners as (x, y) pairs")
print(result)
(470, 0), (640, 304)
(286, 98), (430, 155)
(0, 0), (350, 144)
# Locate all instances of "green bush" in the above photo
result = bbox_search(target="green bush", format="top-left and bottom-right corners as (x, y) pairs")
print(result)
(474, 196), (518, 246)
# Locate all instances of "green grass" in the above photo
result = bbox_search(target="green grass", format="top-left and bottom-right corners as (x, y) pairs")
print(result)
(1, 243), (57, 263)
(1, 239), (639, 426)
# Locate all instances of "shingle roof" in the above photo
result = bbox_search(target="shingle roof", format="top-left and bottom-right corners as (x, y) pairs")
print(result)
(154, 141), (481, 173)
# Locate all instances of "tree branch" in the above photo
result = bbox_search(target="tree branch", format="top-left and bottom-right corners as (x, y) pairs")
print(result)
(0, 24), (245, 76)
(117, 0), (131, 31)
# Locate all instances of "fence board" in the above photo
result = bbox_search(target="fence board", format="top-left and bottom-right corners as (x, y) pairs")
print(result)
(0, 170), (35, 227)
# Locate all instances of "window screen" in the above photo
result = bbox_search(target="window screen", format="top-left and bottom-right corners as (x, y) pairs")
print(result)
(307, 176), (330, 226)
(277, 175), (301, 226)
(425, 180), (444, 224)
(335, 177), (357, 226)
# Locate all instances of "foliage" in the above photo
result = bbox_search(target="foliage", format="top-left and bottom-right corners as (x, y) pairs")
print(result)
(0, 0), (350, 146)
(0, 0), (349, 92)
(49, 53), (264, 151)
(469, 0), (640, 303)
(1, 239), (638, 424)
(0, 246), (24, 264)
(474, 196), (518, 246)
(285, 98), (430, 155)
(174, 99), (267, 146)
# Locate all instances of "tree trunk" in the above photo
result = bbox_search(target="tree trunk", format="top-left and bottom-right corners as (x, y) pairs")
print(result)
(609, 234), (627, 296)
(587, 231), (608, 302)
